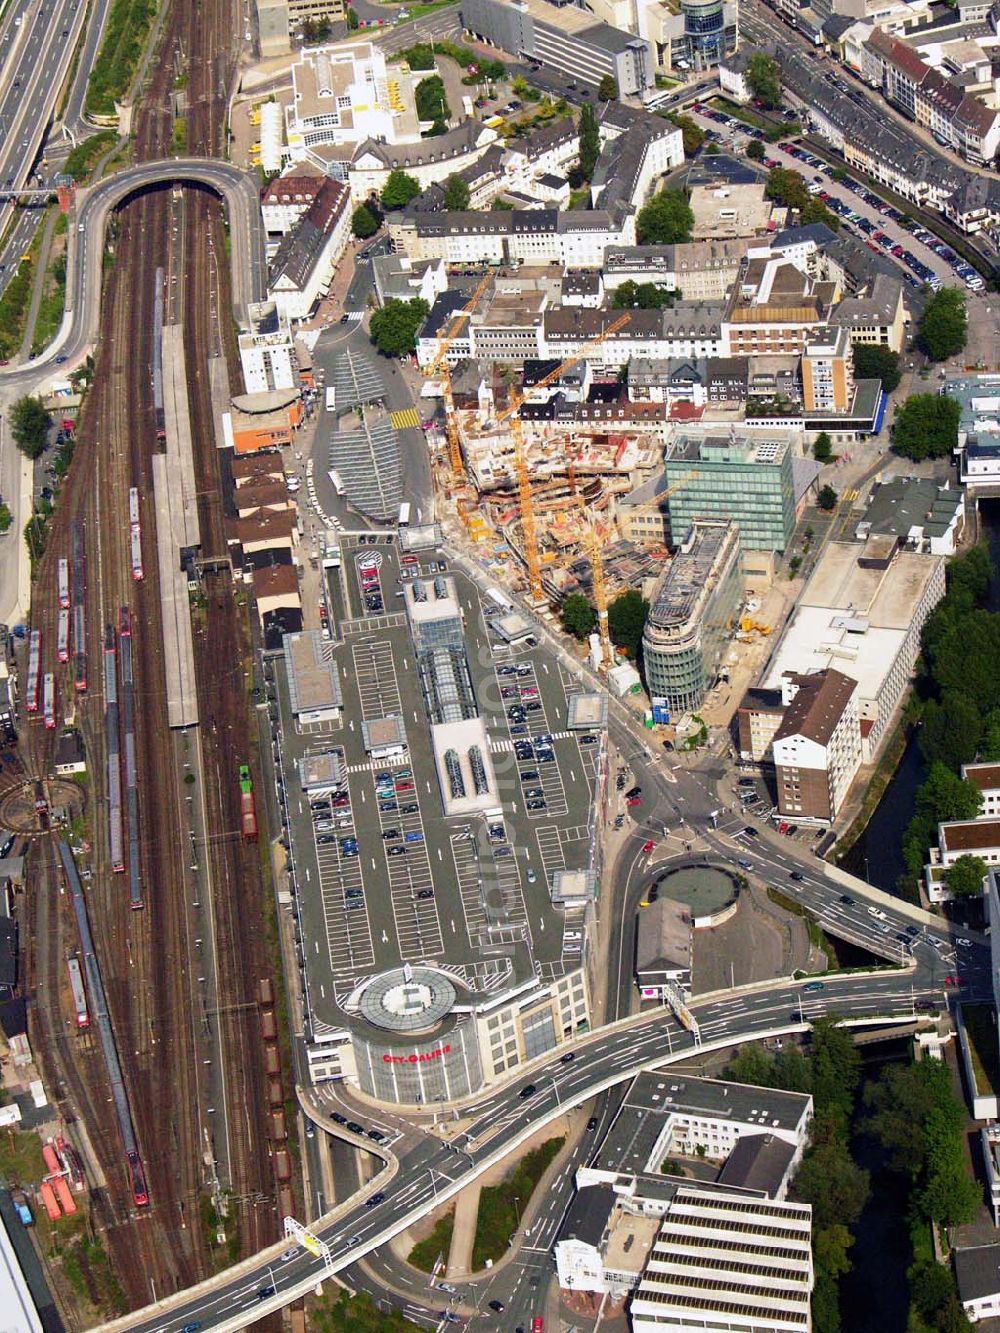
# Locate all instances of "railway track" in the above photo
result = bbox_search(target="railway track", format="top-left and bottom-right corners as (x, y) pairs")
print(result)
(21, 0), (287, 1312)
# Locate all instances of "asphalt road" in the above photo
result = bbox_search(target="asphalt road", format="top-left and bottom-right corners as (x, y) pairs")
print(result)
(101, 661), (983, 1333)
(0, 158), (265, 395)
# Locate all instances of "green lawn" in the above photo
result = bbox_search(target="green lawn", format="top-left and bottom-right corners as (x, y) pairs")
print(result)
(408, 1206), (454, 1272)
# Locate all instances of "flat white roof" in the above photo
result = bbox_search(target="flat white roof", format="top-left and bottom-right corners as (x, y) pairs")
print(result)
(431, 717), (498, 817)
(763, 606), (905, 704)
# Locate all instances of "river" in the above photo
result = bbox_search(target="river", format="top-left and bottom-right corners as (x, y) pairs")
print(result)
(841, 499), (1000, 892)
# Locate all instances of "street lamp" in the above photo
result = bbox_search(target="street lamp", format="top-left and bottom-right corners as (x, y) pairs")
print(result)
(513, 1195), (520, 1227)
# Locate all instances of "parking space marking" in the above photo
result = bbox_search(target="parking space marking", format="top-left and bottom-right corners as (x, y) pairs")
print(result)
(373, 760), (444, 960)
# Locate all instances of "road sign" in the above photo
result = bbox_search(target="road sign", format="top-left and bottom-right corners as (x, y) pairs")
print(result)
(283, 1215), (332, 1266)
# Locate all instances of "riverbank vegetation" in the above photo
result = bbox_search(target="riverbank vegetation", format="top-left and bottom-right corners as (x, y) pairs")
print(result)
(900, 544), (997, 895)
(727, 1028), (973, 1330)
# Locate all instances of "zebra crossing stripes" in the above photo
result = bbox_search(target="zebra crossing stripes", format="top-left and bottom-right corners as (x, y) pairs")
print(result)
(389, 407), (420, 430)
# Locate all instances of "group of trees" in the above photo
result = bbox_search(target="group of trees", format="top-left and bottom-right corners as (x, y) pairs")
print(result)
(351, 203), (380, 239)
(381, 169), (421, 211)
(10, 397), (51, 461)
(892, 393), (961, 462)
(765, 167), (839, 231)
(666, 113), (704, 158)
(85, 0), (156, 118)
(745, 53), (782, 109)
(900, 544), (999, 883)
(727, 1020), (867, 1333)
(636, 187), (693, 245)
(560, 588), (649, 658)
(301, 15), (333, 41)
(598, 74), (618, 100)
(369, 298), (429, 357)
(611, 280), (675, 310)
(852, 344), (902, 393)
(918, 287), (967, 362)
(415, 74), (449, 126)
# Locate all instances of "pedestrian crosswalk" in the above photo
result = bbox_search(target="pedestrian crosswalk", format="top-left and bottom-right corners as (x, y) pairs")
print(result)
(341, 310), (364, 323)
(389, 407), (420, 430)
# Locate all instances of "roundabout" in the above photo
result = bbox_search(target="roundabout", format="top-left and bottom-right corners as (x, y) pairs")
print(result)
(650, 861), (741, 928)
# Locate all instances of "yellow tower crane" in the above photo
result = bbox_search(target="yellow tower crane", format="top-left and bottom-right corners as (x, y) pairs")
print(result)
(494, 313), (631, 612)
(423, 272), (492, 479)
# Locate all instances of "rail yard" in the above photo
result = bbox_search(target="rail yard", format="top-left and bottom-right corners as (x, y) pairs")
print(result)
(6, 0), (287, 1314)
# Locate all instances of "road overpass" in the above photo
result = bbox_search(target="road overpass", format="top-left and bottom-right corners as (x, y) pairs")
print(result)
(91, 960), (953, 1333)
(0, 157), (267, 396)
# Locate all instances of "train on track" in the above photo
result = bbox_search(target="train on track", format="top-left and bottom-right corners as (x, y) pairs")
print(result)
(73, 604), (87, 692)
(104, 626), (124, 873)
(239, 764), (258, 840)
(57, 559), (70, 609)
(25, 630), (41, 714)
(72, 524), (87, 694)
(57, 609), (70, 664)
(67, 956), (89, 1029)
(58, 841), (149, 1208)
(119, 608), (142, 909)
(42, 674), (55, 730)
(152, 271), (165, 443)
(129, 488), (144, 581)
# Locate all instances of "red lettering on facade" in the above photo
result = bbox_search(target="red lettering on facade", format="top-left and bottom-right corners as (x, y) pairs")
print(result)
(382, 1043), (452, 1065)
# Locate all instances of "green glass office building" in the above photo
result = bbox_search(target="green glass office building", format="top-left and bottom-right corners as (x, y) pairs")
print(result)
(663, 429), (797, 553)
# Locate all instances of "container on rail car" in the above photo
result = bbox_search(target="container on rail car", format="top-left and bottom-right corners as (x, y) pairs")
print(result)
(43, 674), (56, 729)
(129, 526), (144, 582)
(239, 763), (258, 840)
(66, 956), (88, 1029)
(128, 487), (140, 530)
(52, 1177), (77, 1216)
(57, 609), (70, 664)
(25, 630), (41, 713)
(57, 559), (70, 609)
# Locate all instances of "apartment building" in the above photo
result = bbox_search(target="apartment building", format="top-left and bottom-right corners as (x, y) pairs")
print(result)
(723, 256), (833, 356)
(801, 325), (855, 413)
(603, 237), (750, 300)
(267, 178), (351, 322)
(641, 520), (744, 714)
(543, 302), (726, 368)
(390, 204), (636, 268)
(828, 273), (906, 351)
(772, 669), (863, 823)
(260, 173), (326, 238)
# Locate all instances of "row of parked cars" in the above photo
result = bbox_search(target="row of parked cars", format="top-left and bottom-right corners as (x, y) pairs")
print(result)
(778, 142), (984, 292)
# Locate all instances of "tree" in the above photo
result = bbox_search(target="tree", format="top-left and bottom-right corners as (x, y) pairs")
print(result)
(813, 431), (833, 463)
(561, 592), (596, 640)
(442, 175), (471, 210)
(351, 204), (378, 239)
(791, 1139), (869, 1229)
(817, 484), (838, 511)
(346, 6), (359, 28)
(919, 1105), (980, 1226)
(800, 198), (839, 231)
(746, 52), (782, 109)
(368, 298), (429, 357)
(918, 690), (984, 771)
(380, 169), (422, 210)
(892, 393), (961, 461)
(746, 138), (766, 162)
(918, 287), (967, 362)
(415, 74), (449, 123)
(765, 166), (809, 211)
(944, 854), (988, 898)
(9, 396), (50, 460)
(852, 344), (901, 392)
(809, 1018), (861, 1126)
(578, 102), (600, 181)
(612, 280), (675, 310)
(668, 113), (704, 157)
(598, 74), (618, 100)
(636, 188), (693, 245)
(607, 589), (649, 659)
